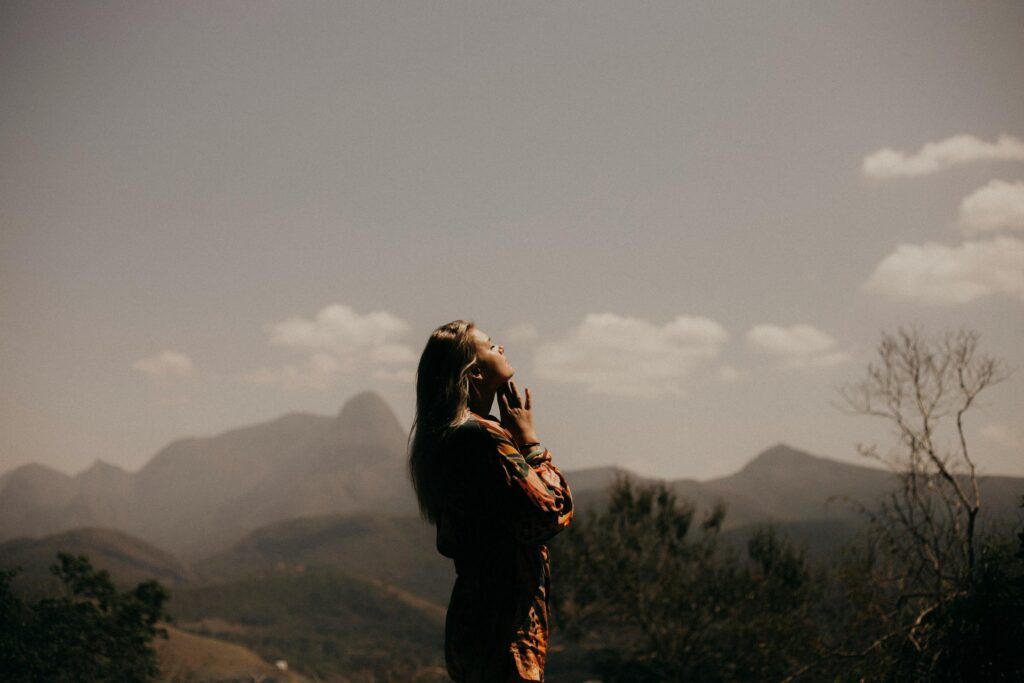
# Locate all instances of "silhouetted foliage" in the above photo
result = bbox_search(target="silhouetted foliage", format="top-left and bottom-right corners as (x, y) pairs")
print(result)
(551, 476), (1024, 682)
(552, 477), (825, 682)
(927, 542), (1024, 681)
(0, 552), (169, 682)
(1018, 496), (1024, 560)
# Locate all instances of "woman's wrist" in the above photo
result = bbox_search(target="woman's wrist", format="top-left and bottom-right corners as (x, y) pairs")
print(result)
(518, 433), (540, 448)
(521, 440), (550, 466)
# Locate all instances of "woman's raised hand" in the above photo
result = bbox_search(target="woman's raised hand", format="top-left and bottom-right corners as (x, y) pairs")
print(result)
(498, 380), (539, 448)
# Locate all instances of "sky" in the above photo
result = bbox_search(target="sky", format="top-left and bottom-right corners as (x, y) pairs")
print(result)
(2, 1), (1023, 481)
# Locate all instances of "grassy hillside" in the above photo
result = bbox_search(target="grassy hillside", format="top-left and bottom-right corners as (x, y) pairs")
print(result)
(0, 526), (195, 596)
(167, 566), (448, 683)
(196, 513), (453, 606)
(155, 623), (312, 683)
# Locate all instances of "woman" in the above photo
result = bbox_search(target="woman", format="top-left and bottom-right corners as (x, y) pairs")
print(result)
(409, 320), (574, 682)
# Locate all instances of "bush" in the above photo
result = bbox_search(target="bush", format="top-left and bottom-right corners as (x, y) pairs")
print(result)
(0, 552), (169, 682)
(551, 477), (823, 682)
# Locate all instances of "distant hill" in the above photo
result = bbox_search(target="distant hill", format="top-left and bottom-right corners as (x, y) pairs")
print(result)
(0, 526), (195, 595)
(2, 391), (1020, 568)
(571, 444), (1023, 533)
(698, 443), (892, 526)
(0, 392), (417, 559)
(565, 444), (892, 529)
(0, 463), (77, 539)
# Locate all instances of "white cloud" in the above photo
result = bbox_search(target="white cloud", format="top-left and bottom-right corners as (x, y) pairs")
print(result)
(746, 325), (850, 369)
(534, 313), (729, 397)
(248, 305), (415, 388)
(959, 180), (1024, 233)
(244, 353), (343, 389)
(862, 134), (1024, 179)
(863, 237), (1024, 305)
(133, 350), (194, 378)
(269, 304), (410, 353)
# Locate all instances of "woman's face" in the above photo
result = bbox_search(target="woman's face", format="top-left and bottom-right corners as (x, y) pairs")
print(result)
(469, 327), (514, 390)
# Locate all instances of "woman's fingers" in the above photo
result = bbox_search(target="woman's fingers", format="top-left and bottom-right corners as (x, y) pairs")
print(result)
(503, 381), (521, 408)
(524, 387), (531, 411)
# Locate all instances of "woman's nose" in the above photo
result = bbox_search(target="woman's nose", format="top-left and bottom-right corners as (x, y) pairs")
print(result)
(498, 345), (504, 354)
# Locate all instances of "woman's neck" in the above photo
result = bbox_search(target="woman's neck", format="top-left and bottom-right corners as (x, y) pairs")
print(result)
(467, 388), (495, 417)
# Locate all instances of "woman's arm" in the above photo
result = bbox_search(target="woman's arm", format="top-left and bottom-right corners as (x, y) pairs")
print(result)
(472, 415), (574, 545)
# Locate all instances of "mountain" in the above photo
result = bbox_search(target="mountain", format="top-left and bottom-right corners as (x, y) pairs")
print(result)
(0, 391), (416, 559)
(131, 411), (337, 555)
(65, 459), (137, 529)
(562, 444), (890, 529)
(570, 444), (1023, 533)
(329, 389), (409, 453)
(203, 393), (415, 554)
(3, 393), (1020, 566)
(700, 443), (892, 524)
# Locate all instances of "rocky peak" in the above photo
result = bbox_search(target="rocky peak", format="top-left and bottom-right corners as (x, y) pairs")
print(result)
(330, 391), (406, 452)
(742, 443), (822, 471)
(77, 458), (129, 481)
(75, 459), (133, 497)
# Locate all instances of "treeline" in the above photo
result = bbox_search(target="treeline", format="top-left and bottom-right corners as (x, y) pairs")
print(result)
(550, 477), (1024, 683)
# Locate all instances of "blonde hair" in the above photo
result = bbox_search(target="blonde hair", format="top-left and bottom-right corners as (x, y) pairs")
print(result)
(408, 320), (477, 523)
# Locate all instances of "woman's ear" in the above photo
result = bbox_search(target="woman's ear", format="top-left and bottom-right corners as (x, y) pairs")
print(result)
(468, 363), (483, 380)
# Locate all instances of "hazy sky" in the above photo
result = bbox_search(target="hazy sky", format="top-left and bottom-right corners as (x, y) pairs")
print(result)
(2, 1), (1023, 481)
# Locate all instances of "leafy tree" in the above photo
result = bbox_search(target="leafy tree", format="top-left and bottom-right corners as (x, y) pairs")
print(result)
(0, 552), (169, 682)
(551, 476), (823, 682)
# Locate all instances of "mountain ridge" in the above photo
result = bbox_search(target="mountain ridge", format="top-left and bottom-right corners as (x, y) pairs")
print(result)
(0, 392), (413, 558)
(1, 395), (1020, 561)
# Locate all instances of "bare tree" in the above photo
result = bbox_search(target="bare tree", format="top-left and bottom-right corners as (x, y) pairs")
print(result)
(838, 327), (1008, 658)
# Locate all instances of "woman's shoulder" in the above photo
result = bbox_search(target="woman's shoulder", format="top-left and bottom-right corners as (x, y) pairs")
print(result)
(445, 413), (486, 443)
(468, 412), (513, 437)
(451, 412), (513, 445)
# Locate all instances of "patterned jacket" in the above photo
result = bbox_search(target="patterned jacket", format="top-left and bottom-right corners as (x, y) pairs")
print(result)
(435, 412), (574, 682)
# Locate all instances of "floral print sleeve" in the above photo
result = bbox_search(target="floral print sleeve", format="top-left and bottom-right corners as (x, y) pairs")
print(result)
(471, 414), (574, 544)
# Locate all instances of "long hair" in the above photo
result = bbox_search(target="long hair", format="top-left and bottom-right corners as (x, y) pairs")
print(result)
(409, 319), (477, 524)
